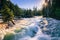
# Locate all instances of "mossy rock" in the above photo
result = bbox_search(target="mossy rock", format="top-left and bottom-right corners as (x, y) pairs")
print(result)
(14, 28), (24, 33)
(3, 33), (15, 40)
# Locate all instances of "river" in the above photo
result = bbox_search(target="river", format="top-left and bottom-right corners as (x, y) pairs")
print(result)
(0, 16), (60, 40)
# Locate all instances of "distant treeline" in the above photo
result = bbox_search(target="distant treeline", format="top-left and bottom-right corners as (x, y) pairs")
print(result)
(0, 0), (43, 22)
(0, 0), (60, 23)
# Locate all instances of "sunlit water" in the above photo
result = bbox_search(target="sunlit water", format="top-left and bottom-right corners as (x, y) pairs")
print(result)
(0, 16), (60, 40)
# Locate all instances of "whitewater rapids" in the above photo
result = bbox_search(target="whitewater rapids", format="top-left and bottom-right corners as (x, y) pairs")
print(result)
(0, 16), (60, 40)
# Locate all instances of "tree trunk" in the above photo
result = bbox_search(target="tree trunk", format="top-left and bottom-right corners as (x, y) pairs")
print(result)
(11, 20), (15, 25)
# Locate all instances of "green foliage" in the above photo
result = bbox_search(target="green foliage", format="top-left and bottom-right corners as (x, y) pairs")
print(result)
(23, 9), (34, 18)
(1, 0), (60, 20)
(50, 0), (60, 20)
(1, 0), (43, 21)
(2, 4), (14, 22)
(42, 0), (60, 20)
(14, 5), (22, 18)
(54, 8), (60, 19)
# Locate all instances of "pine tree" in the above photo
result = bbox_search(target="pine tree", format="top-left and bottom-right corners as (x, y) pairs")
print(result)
(0, 0), (15, 24)
(2, 4), (14, 24)
(51, 0), (60, 19)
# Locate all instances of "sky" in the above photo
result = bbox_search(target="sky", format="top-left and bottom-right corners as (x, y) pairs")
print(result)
(10, 0), (45, 10)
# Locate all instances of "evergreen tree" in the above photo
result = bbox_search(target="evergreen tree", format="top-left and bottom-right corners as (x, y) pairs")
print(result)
(51, 0), (60, 20)
(33, 7), (37, 16)
(2, 4), (14, 24)
(14, 5), (22, 18)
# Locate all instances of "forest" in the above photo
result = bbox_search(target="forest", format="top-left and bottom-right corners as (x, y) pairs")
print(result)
(0, 0), (60, 23)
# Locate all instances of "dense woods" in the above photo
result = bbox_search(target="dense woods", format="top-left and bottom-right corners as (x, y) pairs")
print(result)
(42, 0), (60, 20)
(0, 0), (60, 23)
(0, 0), (43, 23)
(49, 0), (60, 20)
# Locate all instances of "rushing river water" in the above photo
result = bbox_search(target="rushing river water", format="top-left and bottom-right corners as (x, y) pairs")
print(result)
(14, 17), (51, 40)
(0, 16), (60, 40)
